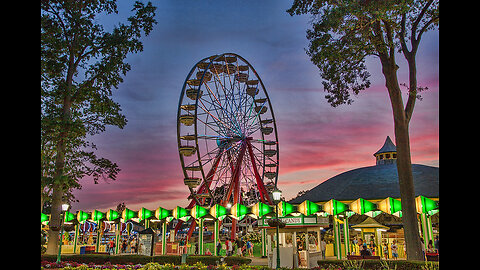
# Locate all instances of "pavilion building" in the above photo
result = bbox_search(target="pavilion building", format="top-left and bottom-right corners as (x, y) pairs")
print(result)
(288, 136), (439, 259)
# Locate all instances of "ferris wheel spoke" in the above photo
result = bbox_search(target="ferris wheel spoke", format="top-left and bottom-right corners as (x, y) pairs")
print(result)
(206, 79), (243, 136)
(195, 113), (229, 137)
(203, 81), (233, 126)
(197, 99), (241, 137)
(213, 72), (244, 135)
(203, 77), (243, 137)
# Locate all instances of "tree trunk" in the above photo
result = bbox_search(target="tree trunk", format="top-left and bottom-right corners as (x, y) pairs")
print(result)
(46, 129), (67, 255)
(45, 54), (75, 255)
(45, 183), (63, 255)
(381, 60), (424, 261)
(394, 118), (424, 261)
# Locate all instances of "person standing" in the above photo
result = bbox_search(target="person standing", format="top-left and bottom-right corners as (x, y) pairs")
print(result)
(121, 238), (127, 253)
(320, 239), (326, 260)
(382, 242), (389, 260)
(247, 240), (253, 257)
(130, 238), (136, 254)
(107, 238), (114, 254)
(227, 239), (233, 256)
(360, 244), (370, 257)
(216, 241), (222, 256)
(434, 236), (439, 254)
(391, 240), (398, 260)
(369, 239), (376, 256)
(236, 237), (242, 256)
(222, 240), (227, 256)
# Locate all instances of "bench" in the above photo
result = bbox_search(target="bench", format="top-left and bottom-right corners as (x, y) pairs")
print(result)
(347, 255), (381, 260)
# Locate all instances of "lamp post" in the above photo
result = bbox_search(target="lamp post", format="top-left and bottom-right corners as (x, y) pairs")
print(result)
(56, 203), (70, 263)
(272, 188), (282, 269)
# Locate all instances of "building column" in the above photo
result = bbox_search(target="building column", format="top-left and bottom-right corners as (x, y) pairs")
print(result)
(261, 227), (267, 257)
(198, 218), (204, 255)
(426, 215), (434, 249)
(420, 213), (433, 250)
(343, 215), (350, 256)
(162, 221), (167, 255)
(73, 224), (79, 254)
(95, 222), (103, 252)
(214, 219), (219, 256)
(333, 215), (342, 259)
(115, 223), (121, 254)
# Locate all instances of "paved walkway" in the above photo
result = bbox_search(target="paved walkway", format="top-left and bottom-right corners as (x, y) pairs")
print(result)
(247, 256), (268, 266)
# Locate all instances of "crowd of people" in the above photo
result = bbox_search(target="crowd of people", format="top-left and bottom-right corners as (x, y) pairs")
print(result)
(220, 237), (254, 256)
(177, 235), (254, 256)
(352, 235), (439, 260)
(104, 235), (141, 255)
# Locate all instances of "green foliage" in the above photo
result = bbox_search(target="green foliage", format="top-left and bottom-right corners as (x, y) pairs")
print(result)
(41, 0), (157, 206)
(343, 260), (365, 270)
(316, 259), (438, 270)
(379, 260), (397, 270)
(286, 0), (439, 107)
(243, 231), (261, 243)
(40, 254), (251, 266)
(422, 261), (439, 270)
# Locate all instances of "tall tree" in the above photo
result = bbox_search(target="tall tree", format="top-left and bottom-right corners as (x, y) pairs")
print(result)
(287, 0), (438, 260)
(41, 0), (157, 255)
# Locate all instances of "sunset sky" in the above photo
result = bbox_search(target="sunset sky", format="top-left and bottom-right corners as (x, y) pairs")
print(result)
(70, 0), (439, 213)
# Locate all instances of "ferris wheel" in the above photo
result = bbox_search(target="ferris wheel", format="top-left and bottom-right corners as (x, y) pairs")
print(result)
(177, 53), (279, 215)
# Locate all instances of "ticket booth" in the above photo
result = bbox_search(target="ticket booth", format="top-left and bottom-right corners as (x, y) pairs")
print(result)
(351, 217), (389, 257)
(258, 215), (329, 268)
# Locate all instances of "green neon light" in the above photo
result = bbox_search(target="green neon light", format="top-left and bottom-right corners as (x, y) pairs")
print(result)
(350, 198), (377, 215)
(122, 208), (137, 220)
(92, 210), (105, 221)
(298, 200), (321, 216)
(77, 211), (89, 222)
(173, 206), (188, 219)
(278, 201), (295, 217)
(252, 202), (272, 217)
(192, 205), (208, 219)
(139, 208), (153, 221)
(210, 204), (227, 218)
(420, 196), (438, 213)
(231, 203), (248, 218)
(64, 211), (76, 222)
(41, 213), (49, 223)
(390, 197), (402, 213)
(106, 209), (120, 221)
(324, 199), (347, 216)
(155, 207), (171, 220)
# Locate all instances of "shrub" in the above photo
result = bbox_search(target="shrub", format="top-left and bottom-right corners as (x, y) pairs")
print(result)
(41, 254), (251, 267)
(316, 259), (439, 270)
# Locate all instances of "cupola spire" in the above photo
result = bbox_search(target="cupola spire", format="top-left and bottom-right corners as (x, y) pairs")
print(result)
(373, 136), (397, 165)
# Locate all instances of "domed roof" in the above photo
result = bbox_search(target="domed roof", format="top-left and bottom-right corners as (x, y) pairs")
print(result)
(289, 163), (439, 203)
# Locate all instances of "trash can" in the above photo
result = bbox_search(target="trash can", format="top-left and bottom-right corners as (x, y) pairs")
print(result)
(80, 246), (86, 254)
(181, 254), (188, 264)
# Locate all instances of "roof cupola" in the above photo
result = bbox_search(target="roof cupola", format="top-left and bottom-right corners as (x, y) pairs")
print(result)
(373, 136), (397, 165)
